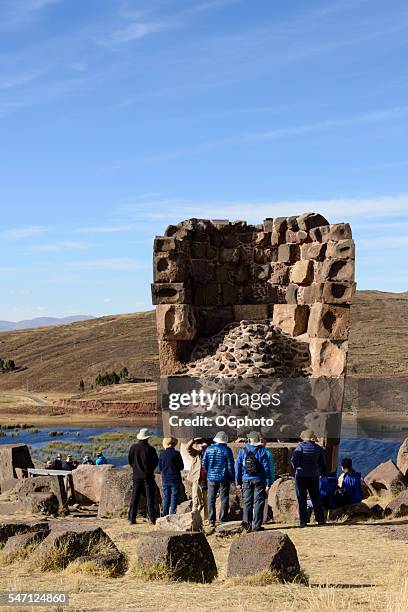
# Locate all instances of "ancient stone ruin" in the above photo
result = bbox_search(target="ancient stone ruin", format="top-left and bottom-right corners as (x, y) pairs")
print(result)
(152, 213), (355, 470)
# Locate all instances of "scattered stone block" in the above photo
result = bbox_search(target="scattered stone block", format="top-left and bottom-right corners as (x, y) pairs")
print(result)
(365, 460), (407, 498)
(0, 444), (34, 491)
(38, 526), (118, 566)
(384, 489), (408, 518)
(215, 521), (245, 537)
(397, 438), (408, 478)
(22, 493), (59, 516)
(73, 551), (128, 575)
(71, 464), (113, 505)
(268, 477), (298, 523)
(155, 510), (202, 532)
(176, 500), (193, 514)
(273, 304), (309, 336)
(14, 475), (67, 510)
(136, 532), (217, 582)
(2, 530), (49, 554)
(328, 502), (373, 522)
(226, 531), (301, 581)
(0, 521), (49, 544)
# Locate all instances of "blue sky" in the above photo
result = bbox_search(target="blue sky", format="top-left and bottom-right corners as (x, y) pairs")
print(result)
(0, 0), (408, 320)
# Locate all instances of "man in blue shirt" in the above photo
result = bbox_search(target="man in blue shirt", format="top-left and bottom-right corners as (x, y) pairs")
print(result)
(202, 431), (235, 527)
(236, 432), (273, 531)
(291, 429), (326, 527)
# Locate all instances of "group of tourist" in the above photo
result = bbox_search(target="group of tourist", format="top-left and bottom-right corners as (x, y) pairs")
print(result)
(46, 450), (108, 471)
(127, 427), (364, 528)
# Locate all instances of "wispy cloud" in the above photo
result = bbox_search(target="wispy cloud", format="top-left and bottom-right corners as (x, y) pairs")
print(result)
(122, 194), (408, 226)
(75, 225), (131, 234)
(246, 107), (408, 141)
(2, 225), (51, 240)
(30, 241), (91, 253)
(69, 258), (145, 271)
(104, 21), (170, 45)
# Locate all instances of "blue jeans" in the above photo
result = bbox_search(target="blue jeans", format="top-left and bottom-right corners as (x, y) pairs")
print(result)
(295, 474), (325, 525)
(207, 480), (230, 524)
(243, 479), (266, 530)
(162, 481), (180, 516)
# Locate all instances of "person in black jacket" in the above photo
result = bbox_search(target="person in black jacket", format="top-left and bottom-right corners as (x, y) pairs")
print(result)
(128, 428), (158, 525)
(159, 437), (184, 515)
(291, 429), (326, 527)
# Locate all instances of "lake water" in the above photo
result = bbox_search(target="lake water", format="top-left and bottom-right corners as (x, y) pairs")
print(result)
(0, 424), (404, 476)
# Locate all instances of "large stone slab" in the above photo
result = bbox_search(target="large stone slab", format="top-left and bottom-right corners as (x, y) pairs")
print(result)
(98, 467), (161, 519)
(72, 464), (114, 505)
(397, 438), (408, 479)
(2, 529), (49, 554)
(0, 520), (49, 544)
(155, 510), (202, 532)
(226, 531), (300, 581)
(365, 460), (407, 498)
(268, 477), (298, 523)
(384, 489), (408, 518)
(38, 526), (118, 567)
(136, 532), (217, 582)
(0, 445), (34, 492)
(14, 475), (67, 510)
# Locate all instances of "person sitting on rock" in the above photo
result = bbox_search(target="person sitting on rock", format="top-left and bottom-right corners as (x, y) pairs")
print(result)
(128, 428), (159, 525)
(337, 457), (363, 505)
(187, 438), (209, 520)
(202, 431), (235, 528)
(159, 437), (184, 516)
(82, 455), (95, 465)
(95, 451), (108, 465)
(66, 455), (78, 470)
(291, 429), (326, 527)
(236, 432), (273, 532)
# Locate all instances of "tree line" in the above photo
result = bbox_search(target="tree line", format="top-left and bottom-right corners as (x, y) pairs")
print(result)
(79, 366), (129, 391)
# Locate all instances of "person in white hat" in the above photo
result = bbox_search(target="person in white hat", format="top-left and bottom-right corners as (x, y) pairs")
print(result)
(128, 429), (158, 525)
(202, 431), (235, 527)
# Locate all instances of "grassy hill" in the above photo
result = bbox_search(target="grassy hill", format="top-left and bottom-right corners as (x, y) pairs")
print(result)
(0, 290), (407, 397)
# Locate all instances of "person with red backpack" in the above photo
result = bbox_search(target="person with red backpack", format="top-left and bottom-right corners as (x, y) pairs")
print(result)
(236, 432), (273, 532)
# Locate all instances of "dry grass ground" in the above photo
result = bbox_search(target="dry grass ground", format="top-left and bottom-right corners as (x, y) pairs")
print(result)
(0, 515), (407, 611)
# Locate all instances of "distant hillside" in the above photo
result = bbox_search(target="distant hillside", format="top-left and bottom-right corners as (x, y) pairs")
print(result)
(0, 315), (94, 332)
(0, 290), (406, 394)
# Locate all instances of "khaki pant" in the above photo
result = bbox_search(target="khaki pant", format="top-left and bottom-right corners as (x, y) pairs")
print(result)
(192, 481), (208, 520)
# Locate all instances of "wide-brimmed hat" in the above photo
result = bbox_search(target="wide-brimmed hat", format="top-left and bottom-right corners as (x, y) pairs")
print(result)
(137, 428), (151, 440)
(213, 431), (228, 444)
(300, 429), (315, 441)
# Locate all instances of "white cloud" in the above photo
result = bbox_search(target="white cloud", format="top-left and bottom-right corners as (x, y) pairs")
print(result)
(2, 225), (50, 240)
(70, 258), (145, 271)
(245, 107), (408, 142)
(105, 21), (169, 44)
(123, 194), (408, 225)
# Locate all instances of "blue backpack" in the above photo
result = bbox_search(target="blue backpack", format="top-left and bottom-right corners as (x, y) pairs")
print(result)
(319, 476), (338, 509)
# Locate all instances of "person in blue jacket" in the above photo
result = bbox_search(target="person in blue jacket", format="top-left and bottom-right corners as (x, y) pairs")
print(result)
(202, 431), (235, 527)
(291, 429), (326, 527)
(159, 437), (184, 515)
(95, 451), (108, 465)
(337, 457), (363, 505)
(236, 432), (273, 531)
